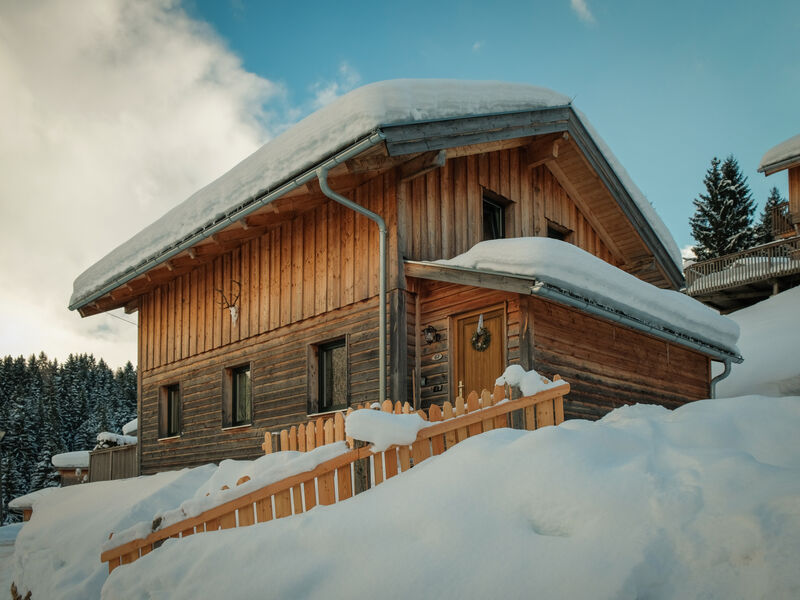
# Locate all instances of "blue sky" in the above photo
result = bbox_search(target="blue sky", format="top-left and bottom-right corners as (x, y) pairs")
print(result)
(186, 0), (799, 251)
(0, 0), (798, 367)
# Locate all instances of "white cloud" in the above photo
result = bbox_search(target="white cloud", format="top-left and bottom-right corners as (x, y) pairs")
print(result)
(0, 0), (284, 367)
(570, 0), (595, 24)
(310, 61), (362, 109)
(472, 41), (484, 52)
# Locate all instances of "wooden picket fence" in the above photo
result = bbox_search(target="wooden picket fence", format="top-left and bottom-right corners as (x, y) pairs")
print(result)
(101, 379), (568, 574)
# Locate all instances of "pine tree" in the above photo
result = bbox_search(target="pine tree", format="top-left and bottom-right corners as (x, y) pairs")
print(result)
(690, 155), (757, 260)
(755, 187), (784, 245)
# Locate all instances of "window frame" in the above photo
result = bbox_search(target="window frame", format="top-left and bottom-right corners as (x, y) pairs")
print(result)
(481, 189), (513, 241)
(307, 336), (349, 415)
(158, 382), (182, 440)
(222, 362), (253, 429)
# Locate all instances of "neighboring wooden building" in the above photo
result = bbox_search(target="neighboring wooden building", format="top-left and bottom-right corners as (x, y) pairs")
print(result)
(70, 81), (740, 474)
(684, 134), (800, 312)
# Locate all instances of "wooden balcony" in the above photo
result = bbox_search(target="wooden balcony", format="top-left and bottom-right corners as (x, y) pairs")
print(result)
(684, 236), (800, 311)
(772, 201), (797, 239)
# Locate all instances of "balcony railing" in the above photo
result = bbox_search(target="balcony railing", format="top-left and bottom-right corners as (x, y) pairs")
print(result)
(772, 201), (795, 238)
(685, 236), (800, 296)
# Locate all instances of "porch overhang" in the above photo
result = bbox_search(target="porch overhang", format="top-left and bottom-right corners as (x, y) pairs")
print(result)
(404, 260), (741, 364)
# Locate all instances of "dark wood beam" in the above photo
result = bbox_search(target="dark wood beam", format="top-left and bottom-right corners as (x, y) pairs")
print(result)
(526, 132), (569, 169)
(398, 150), (446, 182)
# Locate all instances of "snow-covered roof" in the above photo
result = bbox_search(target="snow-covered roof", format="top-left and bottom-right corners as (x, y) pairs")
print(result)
(71, 80), (682, 310)
(122, 418), (138, 436)
(8, 487), (57, 511)
(427, 238), (740, 359)
(758, 133), (800, 174)
(51, 451), (90, 469)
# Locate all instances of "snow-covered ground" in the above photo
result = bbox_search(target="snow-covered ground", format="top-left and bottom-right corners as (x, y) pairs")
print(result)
(715, 286), (800, 397)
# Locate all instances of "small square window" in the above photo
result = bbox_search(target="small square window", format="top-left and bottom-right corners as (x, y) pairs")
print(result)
(223, 364), (252, 428)
(159, 383), (181, 438)
(546, 220), (572, 242)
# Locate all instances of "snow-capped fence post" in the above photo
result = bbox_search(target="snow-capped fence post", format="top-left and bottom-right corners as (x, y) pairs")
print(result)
(353, 440), (371, 495)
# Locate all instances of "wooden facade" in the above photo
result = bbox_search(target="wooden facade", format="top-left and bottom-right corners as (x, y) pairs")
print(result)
(76, 108), (723, 474)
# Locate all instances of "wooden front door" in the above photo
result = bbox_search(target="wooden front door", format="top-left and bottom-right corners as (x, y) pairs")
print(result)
(452, 305), (506, 399)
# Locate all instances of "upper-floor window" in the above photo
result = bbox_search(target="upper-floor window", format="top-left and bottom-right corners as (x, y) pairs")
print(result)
(159, 383), (181, 439)
(546, 219), (572, 242)
(224, 364), (252, 427)
(483, 195), (506, 240)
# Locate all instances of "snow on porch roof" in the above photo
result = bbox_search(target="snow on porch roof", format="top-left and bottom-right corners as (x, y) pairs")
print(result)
(407, 238), (741, 361)
(758, 133), (800, 175)
(70, 79), (682, 311)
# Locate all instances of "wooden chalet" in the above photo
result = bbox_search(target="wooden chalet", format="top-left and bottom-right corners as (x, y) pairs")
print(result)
(70, 80), (739, 474)
(684, 133), (800, 312)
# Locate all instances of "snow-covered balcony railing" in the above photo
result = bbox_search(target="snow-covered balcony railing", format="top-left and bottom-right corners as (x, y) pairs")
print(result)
(684, 236), (800, 296)
(100, 376), (569, 573)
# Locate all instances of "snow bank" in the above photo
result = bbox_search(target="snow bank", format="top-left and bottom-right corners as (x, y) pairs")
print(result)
(438, 238), (739, 354)
(71, 79), (680, 308)
(102, 396), (800, 600)
(715, 287), (800, 397)
(122, 418), (137, 437)
(104, 442), (348, 552)
(51, 450), (90, 468)
(495, 364), (567, 396)
(12, 466), (216, 600)
(759, 132), (800, 172)
(345, 410), (426, 452)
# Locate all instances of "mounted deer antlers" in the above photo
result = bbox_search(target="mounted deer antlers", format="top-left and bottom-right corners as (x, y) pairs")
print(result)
(215, 280), (241, 324)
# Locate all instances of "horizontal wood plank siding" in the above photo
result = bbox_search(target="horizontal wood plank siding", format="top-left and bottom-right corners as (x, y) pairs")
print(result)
(530, 298), (709, 420)
(140, 298), (381, 474)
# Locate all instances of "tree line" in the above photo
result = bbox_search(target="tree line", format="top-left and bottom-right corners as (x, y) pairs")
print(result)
(690, 155), (785, 260)
(0, 353), (136, 523)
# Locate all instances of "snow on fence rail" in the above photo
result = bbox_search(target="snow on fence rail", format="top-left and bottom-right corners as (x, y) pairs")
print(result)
(100, 378), (569, 573)
(684, 236), (800, 296)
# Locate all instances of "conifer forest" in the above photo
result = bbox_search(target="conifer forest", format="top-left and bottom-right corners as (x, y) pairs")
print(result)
(0, 353), (136, 522)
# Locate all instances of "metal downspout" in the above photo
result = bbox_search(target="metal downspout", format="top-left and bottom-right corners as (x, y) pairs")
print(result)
(710, 359), (732, 399)
(316, 166), (387, 405)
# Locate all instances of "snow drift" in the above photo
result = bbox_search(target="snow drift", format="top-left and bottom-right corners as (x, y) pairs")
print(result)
(94, 395), (800, 600)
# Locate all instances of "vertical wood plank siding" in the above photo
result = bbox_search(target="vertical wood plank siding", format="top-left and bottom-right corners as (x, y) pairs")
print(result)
(399, 148), (616, 265)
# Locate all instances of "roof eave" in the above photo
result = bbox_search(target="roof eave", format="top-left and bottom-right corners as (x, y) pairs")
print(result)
(69, 131), (387, 313)
(405, 260), (741, 363)
(758, 156), (800, 176)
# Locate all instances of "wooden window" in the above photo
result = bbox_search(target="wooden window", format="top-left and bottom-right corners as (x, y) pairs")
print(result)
(159, 383), (181, 439)
(223, 364), (252, 428)
(308, 338), (348, 414)
(482, 195), (506, 240)
(546, 219), (572, 242)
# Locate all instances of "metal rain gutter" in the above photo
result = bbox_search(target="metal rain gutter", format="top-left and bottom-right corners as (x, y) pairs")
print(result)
(527, 281), (742, 364)
(70, 131), (386, 312)
(316, 166), (388, 405)
(710, 359), (732, 398)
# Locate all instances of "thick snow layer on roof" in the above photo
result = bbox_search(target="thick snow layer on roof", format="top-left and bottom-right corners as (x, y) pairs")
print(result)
(99, 395), (800, 600)
(759, 133), (800, 172)
(71, 79), (680, 308)
(121, 418), (137, 437)
(437, 238), (739, 355)
(8, 488), (57, 511)
(715, 287), (800, 398)
(51, 451), (90, 469)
